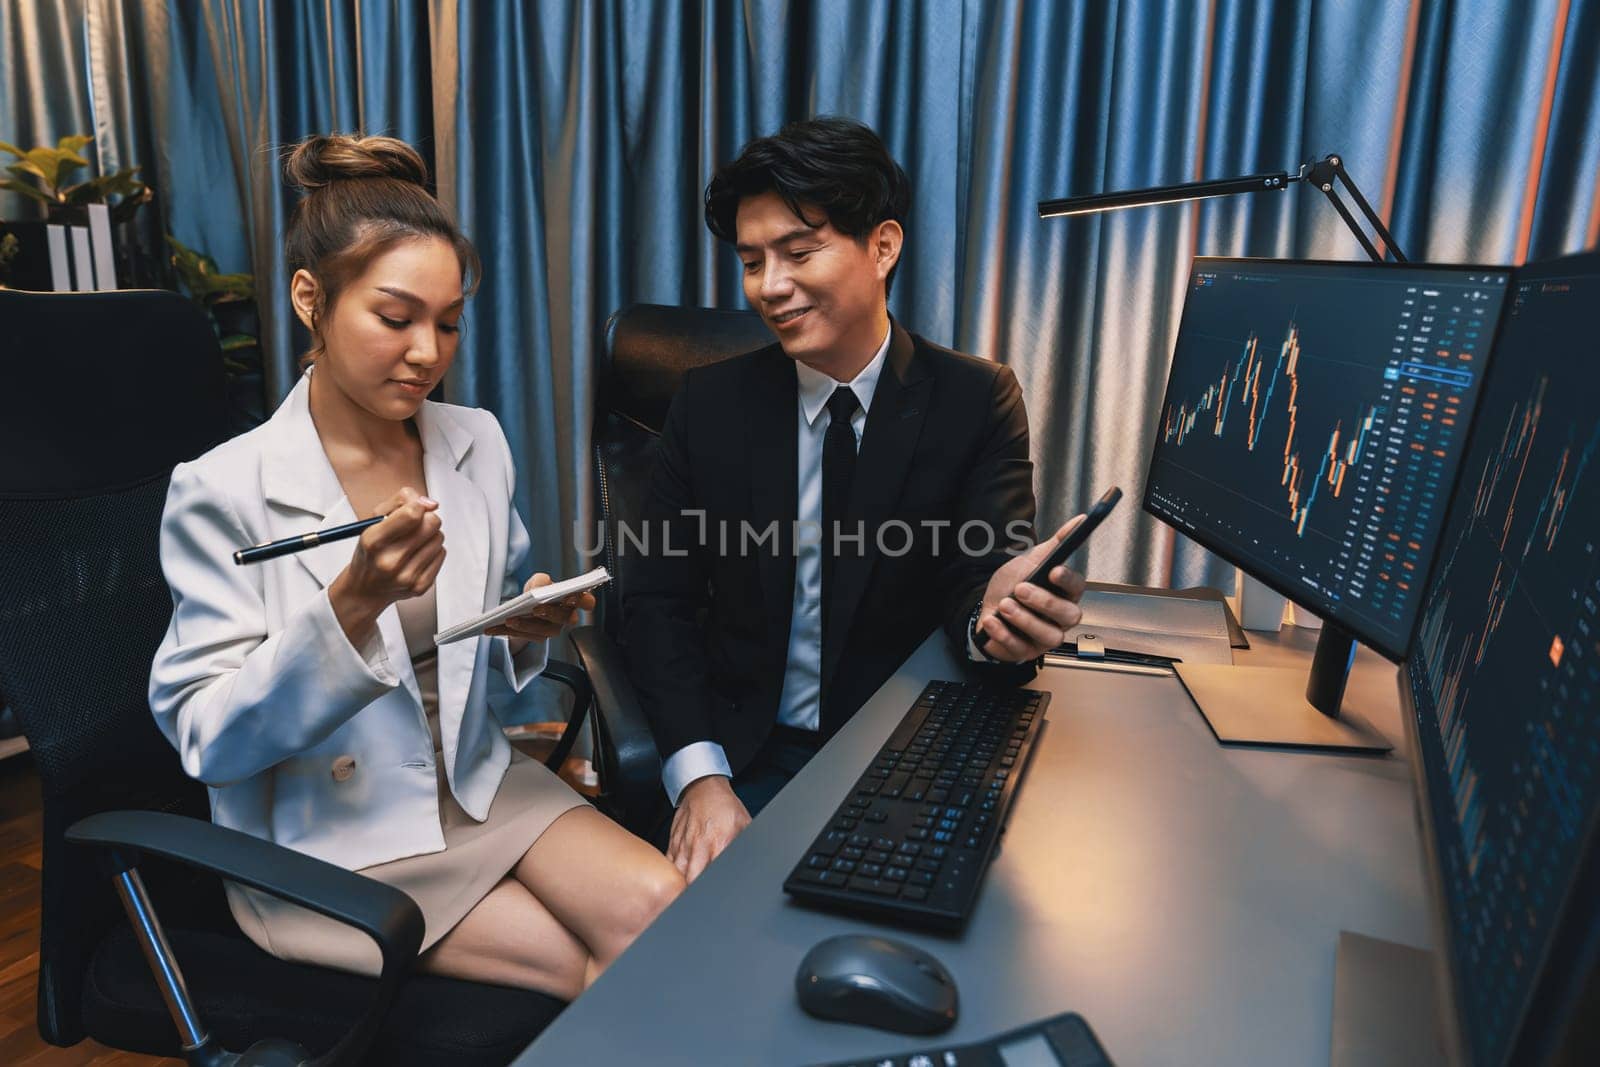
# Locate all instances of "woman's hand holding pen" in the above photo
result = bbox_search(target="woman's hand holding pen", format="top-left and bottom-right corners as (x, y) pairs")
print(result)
(486, 573), (597, 655)
(329, 487), (446, 647)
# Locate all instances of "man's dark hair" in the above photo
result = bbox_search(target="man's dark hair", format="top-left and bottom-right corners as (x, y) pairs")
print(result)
(705, 116), (911, 293)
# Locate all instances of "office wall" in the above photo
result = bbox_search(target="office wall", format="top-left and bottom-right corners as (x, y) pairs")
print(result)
(5, 0), (1599, 602)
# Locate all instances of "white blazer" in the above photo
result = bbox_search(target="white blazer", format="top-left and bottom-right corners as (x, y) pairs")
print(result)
(149, 372), (548, 871)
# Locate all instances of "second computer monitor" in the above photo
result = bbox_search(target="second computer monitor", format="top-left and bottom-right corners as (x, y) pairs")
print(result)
(1144, 257), (1510, 660)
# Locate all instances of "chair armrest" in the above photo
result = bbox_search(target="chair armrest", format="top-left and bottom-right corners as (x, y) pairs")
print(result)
(68, 810), (422, 1067)
(537, 658), (594, 771)
(567, 626), (664, 828)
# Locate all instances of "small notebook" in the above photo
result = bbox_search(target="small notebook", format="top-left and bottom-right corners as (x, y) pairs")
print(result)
(433, 566), (611, 646)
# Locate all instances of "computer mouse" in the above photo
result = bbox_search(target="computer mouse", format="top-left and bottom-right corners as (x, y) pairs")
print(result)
(794, 933), (958, 1034)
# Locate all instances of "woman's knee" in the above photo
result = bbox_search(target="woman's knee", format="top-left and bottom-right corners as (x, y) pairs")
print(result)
(614, 862), (685, 940)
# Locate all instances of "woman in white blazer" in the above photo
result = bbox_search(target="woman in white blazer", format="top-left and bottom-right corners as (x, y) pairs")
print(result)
(150, 134), (683, 997)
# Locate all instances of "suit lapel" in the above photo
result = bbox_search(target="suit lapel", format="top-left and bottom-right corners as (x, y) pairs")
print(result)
(415, 403), (489, 762)
(258, 372), (434, 713)
(745, 348), (799, 659)
(822, 323), (931, 692)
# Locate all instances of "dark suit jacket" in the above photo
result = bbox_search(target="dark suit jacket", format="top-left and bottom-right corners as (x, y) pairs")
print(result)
(621, 320), (1037, 775)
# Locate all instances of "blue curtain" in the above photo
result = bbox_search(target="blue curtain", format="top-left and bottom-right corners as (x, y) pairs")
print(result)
(7, 0), (1599, 598)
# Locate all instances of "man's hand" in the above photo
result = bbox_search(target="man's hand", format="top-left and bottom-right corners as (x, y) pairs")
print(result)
(974, 516), (1089, 662)
(667, 774), (751, 883)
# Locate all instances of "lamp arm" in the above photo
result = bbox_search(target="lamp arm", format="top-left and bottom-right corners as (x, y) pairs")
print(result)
(1291, 155), (1407, 263)
(1038, 152), (1407, 264)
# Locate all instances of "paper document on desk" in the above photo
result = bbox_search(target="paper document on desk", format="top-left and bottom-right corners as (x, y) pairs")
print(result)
(1058, 589), (1234, 666)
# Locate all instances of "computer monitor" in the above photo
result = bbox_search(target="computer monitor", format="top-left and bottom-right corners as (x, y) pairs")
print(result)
(1144, 257), (1511, 751)
(1399, 250), (1600, 1065)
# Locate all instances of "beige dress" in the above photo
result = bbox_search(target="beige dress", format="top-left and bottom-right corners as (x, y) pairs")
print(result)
(226, 584), (588, 975)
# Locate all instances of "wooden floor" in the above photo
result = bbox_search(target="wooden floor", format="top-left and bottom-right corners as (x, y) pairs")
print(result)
(0, 754), (180, 1066)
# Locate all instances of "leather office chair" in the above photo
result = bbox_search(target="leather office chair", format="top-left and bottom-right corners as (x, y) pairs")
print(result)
(566, 303), (772, 830)
(0, 288), (621, 1065)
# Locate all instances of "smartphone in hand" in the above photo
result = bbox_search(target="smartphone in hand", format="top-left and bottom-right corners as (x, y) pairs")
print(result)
(974, 486), (1122, 652)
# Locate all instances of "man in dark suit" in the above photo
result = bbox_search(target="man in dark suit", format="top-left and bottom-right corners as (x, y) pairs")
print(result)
(623, 117), (1086, 880)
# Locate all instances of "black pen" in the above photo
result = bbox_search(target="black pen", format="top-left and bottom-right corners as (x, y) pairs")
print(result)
(233, 516), (383, 565)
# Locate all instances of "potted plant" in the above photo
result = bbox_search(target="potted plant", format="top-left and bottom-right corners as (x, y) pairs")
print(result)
(168, 235), (266, 429)
(0, 134), (151, 223)
(0, 134), (164, 287)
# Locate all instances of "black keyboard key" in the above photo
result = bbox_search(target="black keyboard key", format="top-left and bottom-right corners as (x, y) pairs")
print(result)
(902, 886), (929, 902)
(813, 831), (847, 856)
(806, 854), (829, 869)
(846, 876), (901, 897)
(865, 849), (890, 864)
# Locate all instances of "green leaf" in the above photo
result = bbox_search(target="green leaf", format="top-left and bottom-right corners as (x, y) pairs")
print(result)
(220, 334), (258, 351)
(25, 146), (86, 190)
(63, 168), (147, 206)
(56, 134), (94, 154)
(0, 142), (23, 159)
(7, 157), (50, 185)
(108, 195), (145, 224)
(0, 177), (51, 205)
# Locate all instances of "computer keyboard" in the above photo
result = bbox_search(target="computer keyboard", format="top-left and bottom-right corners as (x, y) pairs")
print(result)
(783, 680), (1049, 930)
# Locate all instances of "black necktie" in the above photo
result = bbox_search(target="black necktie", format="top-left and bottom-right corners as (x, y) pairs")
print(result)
(821, 386), (860, 660)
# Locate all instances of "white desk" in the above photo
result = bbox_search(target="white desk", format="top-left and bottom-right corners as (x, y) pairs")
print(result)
(516, 625), (1429, 1065)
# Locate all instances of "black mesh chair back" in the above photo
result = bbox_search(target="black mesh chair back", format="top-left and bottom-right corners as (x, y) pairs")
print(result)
(593, 304), (771, 630)
(0, 288), (231, 1043)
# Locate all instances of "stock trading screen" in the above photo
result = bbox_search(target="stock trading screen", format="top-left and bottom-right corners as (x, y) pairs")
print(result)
(1406, 255), (1600, 1066)
(1144, 259), (1509, 655)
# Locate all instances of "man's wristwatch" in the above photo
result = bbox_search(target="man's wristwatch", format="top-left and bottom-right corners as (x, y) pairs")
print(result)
(968, 604), (997, 663)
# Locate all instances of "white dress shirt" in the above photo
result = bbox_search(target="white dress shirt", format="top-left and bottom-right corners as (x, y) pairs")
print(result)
(661, 327), (995, 805)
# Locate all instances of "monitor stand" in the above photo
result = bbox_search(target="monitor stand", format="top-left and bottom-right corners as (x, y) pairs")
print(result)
(1330, 931), (1448, 1067)
(1172, 620), (1392, 753)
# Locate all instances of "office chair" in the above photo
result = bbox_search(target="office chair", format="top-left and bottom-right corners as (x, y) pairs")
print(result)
(566, 303), (773, 829)
(0, 289), (600, 1065)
